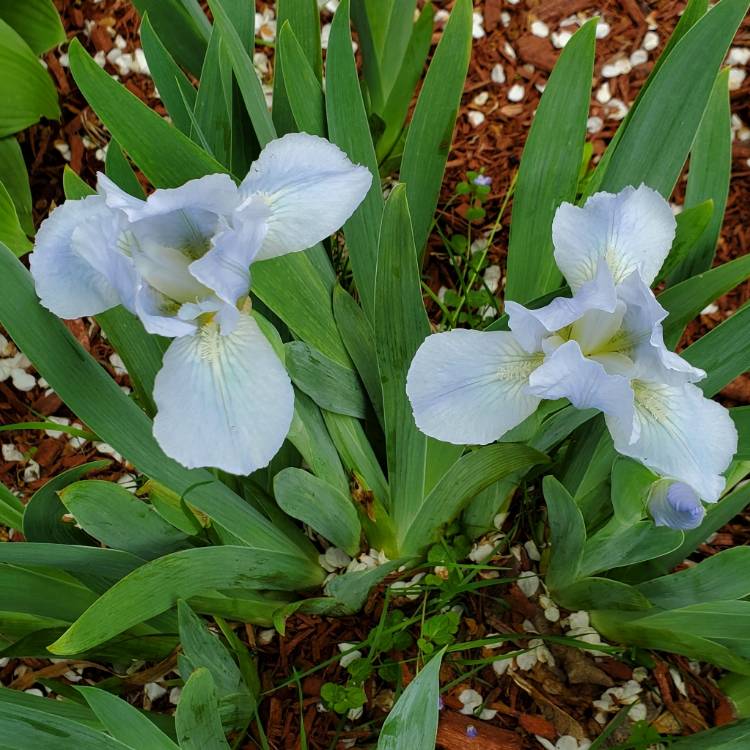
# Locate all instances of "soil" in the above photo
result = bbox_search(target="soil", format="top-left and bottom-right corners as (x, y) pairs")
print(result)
(1, 1), (749, 748)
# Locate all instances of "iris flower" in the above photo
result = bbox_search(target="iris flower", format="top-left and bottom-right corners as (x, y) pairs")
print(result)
(31, 133), (371, 474)
(648, 480), (705, 530)
(407, 185), (737, 504)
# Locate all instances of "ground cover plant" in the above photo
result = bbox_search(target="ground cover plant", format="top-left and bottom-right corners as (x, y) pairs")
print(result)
(0, 0), (750, 747)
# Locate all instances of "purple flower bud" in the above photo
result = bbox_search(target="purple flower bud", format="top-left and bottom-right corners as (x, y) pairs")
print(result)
(466, 724), (479, 738)
(649, 481), (705, 530)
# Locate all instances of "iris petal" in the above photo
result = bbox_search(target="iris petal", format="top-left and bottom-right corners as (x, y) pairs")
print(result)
(98, 172), (238, 221)
(507, 261), (617, 353)
(649, 481), (705, 530)
(616, 272), (705, 385)
(553, 184), (676, 291)
(30, 195), (135, 318)
(189, 196), (270, 306)
(239, 132), (372, 261)
(153, 313), (294, 474)
(605, 380), (737, 502)
(406, 329), (543, 445)
(528, 340), (635, 430)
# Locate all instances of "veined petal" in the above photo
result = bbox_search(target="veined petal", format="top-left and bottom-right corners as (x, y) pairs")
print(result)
(153, 313), (294, 474)
(406, 329), (543, 445)
(507, 260), (617, 353)
(98, 172), (238, 221)
(648, 480), (705, 530)
(616, 272), (705, 385)
(239, 132), (372, 261)
(605, 380), (737, 502)
(189, 196), (270, 305)
(528, 340), (635, 429)
(553, 184), (676, 291)
(30, 195), (133, 318)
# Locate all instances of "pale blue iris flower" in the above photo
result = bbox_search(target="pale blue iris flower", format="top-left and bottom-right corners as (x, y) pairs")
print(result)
(407, 185), (737, 503)
(31, 133), (371, 474)
(648, 480), (705, 530)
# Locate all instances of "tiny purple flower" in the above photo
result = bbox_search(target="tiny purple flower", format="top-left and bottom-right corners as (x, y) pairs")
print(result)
(466, 724), (479, 739)
(473, 174), (492, 187)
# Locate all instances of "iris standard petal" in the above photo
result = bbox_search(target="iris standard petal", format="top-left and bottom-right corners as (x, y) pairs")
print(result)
(406, 329), (543, 445)
(604, 380), (737, 502)
(30, 195), (133, 318)
(238, 132), (372, 261)
(507, 260), (617, 353)
(189, 196), (270, 305)
(552, 184), (676, 291)
(528, 340), (635, 428)
(98, 172), (239, 221)
(648, 480), (705, 530)
(616, 272), (705, 385)
(152, 313), (294, 474)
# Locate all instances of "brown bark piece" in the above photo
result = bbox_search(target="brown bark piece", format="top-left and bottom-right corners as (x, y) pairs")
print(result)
(437, 712), (522, 750)
(516, 34), (558, 73)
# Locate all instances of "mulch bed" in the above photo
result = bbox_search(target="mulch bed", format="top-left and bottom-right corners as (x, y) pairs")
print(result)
(1, 1), (749, 748)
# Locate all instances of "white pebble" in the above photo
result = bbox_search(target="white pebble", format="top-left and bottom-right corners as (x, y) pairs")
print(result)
(516, 649), (538, 671)
(23, 460), (40, 483)
(500, 12), (511, 27)
(469, 541), (495, 563)
(472, 12), (485, 39)
(607, 98), (629, 121)
(530, 20), (549, 38)
(524, 540), (541, 561)
(630, 702), (648, 722)
(114, 34), (127, 50)
(258, 628), (276, 645)
(11, 370), (35, 392)
(458, 688), (483, 714)
(595, 21), (610, 39)
(338, 642), (363, 668)
(473, 91), (489, 106)
(586, 116), (604, 134)
(728, 47), (750, 66)
(642, 31), (659, 51)
(517, 571), (540, 597)
(109, 352), (127, 376)
(595, 82), (612, 103)
(144, 682), (167, 701)
(2, 444), (24, 462)
(491, 63), (506, 84)
(507, 84), (525, 102)
(24, 688), (44, 697)
(468, 111), (485, 128)
(729, 67), (746, 91)
(434, 9), (450, 25)
(492, 657), (513, 676)
(45, 416), (70, 439)
(701, 303), (719, 315)
(503, 42), (517, 61)
(169, 687), (182, 705)
(630, 49), (648, 66)
(483, 265), (501, 294)
(133, 48), (150, 76)
(551, 31), (572, 49)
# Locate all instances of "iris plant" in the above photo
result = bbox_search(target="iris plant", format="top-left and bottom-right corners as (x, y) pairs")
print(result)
(31, 133), (370, 474)
(407, 185), (737, 518)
